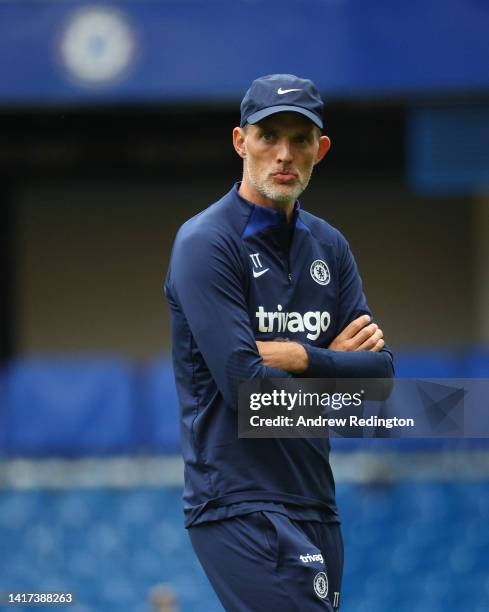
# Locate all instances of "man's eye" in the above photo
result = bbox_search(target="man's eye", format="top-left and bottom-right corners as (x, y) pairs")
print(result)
(295, 134), (310, 144)
(261, 132), (275, 141)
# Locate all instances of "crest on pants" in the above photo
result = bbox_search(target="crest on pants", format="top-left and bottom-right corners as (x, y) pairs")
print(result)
(313, 571), (328, 599)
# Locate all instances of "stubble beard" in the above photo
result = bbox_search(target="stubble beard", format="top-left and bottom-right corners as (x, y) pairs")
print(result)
(245, 155), (313, 207)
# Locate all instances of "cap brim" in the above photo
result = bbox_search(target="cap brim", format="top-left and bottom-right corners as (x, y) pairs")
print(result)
(246, 105), (323, 129)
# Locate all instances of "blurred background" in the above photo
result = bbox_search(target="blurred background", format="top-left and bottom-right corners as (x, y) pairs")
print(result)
(0, 1), (488, 610)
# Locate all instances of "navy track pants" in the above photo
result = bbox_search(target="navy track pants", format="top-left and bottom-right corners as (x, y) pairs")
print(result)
(189, 511), (343, 611)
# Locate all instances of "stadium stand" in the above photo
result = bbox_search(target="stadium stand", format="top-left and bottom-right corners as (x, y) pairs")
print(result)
(0, 352), (488, 610)
(2, 358), (136, 457)
(0, 484), (488, 611)
(1, 349), (487, 457)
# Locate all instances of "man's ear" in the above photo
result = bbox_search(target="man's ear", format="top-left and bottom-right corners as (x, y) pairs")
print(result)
(233, 127), (247, 159)
(315, 135), (331, 165)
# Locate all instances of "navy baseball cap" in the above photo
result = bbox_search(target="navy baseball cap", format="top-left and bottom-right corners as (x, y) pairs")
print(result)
(240, 74), (324, 129)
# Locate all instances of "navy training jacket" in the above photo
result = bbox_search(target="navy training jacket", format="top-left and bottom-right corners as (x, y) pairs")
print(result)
(165, 183), (394, 527)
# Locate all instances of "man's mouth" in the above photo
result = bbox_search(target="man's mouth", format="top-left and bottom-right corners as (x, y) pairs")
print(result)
(271, 172), (297, 184)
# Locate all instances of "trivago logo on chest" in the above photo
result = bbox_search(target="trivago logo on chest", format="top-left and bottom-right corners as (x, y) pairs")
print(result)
(255, 305), (331, 341)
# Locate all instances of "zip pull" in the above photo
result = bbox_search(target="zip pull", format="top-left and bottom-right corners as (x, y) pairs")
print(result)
(288, 272), (293, 283)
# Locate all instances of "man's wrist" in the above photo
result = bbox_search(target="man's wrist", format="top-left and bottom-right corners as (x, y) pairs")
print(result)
(290, 342), (308, 373)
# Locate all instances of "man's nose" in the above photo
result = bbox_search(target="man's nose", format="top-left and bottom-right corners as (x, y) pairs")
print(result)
(276, 139), (293, 163)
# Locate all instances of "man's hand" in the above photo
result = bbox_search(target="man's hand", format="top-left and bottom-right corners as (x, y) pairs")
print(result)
(328, 315), (384, 353)
(256, 340), (308, 373)
(257, 315), (384, 372)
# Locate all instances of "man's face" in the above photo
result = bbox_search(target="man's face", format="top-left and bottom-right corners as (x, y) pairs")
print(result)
(239, 113), (329, 206)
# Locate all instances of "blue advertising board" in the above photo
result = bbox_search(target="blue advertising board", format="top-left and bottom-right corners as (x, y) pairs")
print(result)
(0, 1), (488, 104)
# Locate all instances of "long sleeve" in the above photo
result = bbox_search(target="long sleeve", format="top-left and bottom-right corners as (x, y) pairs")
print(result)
(303, 232), (394, 378)
(165, 227), (292, 409)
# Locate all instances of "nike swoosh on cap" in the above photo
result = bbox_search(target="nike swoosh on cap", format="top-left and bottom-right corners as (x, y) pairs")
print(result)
(277, 88), (302, 95)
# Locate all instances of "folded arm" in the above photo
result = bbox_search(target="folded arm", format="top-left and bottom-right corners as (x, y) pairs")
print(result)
(257, 314), (393, 377)
(257, 233), (394, 379)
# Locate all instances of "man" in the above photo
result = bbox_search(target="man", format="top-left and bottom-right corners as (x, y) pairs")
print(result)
(165, 74), (394, 611)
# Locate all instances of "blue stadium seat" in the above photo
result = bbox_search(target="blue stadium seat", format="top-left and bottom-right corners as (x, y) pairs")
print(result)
(394, 349), (461, 378)
(3, 357), (136, 457)
(0, 366), (7, 454)
(135, 357), (180, 453)
(460, 347), (489, 377)
(1, 482), (489, 611)
(1, 348), (487, 458)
